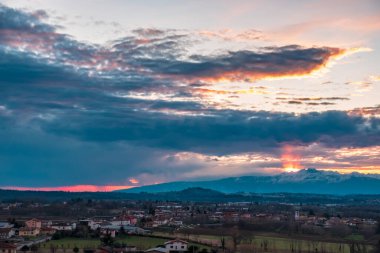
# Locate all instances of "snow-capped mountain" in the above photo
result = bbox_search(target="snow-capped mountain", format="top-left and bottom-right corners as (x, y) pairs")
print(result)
(120, 168), (380, 195)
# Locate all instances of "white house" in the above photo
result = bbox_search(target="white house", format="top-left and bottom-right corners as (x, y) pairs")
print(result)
(145, 239), (188, 253)
(110, 220), (131, 226)
(51, 222), (76, 231)
(164, 239), (188, 252)
(0, 228), (15, 239)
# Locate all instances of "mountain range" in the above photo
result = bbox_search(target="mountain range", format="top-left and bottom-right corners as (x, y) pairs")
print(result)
(120, 168), (380, 195)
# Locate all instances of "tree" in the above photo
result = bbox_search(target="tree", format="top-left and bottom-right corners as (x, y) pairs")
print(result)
(220, 237), (226, 252)
(349, 242), (367, 253)
(373, 240), (380, 253)
(119, 226), (126, 235)
(52, 233), (62, 240)
(21, 246), (30, 252)
(100, 232), (114, 246)
(30, 245), (39, 253)
(262, 239), (269, 252)
(188, 245), (199, 253)
(230, 227), (252, 252)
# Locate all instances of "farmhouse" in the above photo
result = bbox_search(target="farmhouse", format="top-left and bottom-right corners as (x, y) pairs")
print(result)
(0, 228), (15, 239)
(18, 227), (40, 237)
(51, 222), (76, 231)
(164, 239), (188, 253)
(25, 218), (42, 229)
(40, 227), (57, 236)
(0, 242), (17, 253)
(145, 239), (188, 253)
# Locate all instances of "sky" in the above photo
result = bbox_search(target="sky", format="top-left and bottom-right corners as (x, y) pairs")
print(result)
(0, 0), (380, 191)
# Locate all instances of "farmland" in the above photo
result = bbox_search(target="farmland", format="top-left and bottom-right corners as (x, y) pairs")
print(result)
(153, 231), (370, 253)
(41, 236), (210, 251)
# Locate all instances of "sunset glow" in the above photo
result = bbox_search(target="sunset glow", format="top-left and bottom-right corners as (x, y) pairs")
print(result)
(1, 185), (134, 192)
(281, 145), (302, 173)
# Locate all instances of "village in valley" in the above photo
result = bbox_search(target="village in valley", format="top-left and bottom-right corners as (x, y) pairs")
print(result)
(0, 198), (379, 253)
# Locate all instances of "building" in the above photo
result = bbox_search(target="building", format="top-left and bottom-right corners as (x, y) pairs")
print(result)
(100, 228), (116, 238)
(0, 242), (17, 253)
(164, 239), (188, 253)
(145, 239), (188, 253)
(294, 211), (300, 221)
(18, 227), (40, 237)
(51, 222), (76, 231)
(0, 228), (15, 239)
(25, 218), (42, 229)
(40, 227), (57, 236)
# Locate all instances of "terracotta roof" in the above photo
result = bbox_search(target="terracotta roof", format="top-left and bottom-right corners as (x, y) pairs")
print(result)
(27, 218), (41, 222)
(0, 242), (17, 249)
(19, 227), (38, 231)
(41, 227), (56, 231)
(0, 228), (12, 233)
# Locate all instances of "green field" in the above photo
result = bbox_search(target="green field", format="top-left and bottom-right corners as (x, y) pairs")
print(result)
(153, 232), (369, 253)
(39, 233), (372, 253)
(42, 236), (209, 251)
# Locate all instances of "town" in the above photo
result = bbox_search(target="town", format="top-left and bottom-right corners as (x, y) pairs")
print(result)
(1, 196), (379, 253)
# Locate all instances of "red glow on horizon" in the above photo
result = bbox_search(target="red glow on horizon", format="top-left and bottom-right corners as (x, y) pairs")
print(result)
(1, 185), (134, 192)
(281, 145), (302, 172)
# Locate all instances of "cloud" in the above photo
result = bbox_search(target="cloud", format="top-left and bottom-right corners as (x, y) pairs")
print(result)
(278, 96), (349, 107)
(140, 46), (350, 83)
(198, 29), (263, 41)
(0, 5), (360, 86)
(0, 5), (379, 155)
(349, 105), (380, 117)
(1, 4), (380, 186)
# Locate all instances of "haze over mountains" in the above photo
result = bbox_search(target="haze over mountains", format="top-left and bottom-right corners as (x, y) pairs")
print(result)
(121, 169), (380, 195)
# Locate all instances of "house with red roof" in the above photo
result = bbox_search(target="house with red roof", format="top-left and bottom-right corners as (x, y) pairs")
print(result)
(0, 242), (17, 253)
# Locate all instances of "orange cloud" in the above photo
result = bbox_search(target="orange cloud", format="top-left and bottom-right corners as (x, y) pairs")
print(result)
(185, 47), (367, 84)
(128, 178), (140, 184)
(370, 75), (380, 82)
(348, 105), (380, 117)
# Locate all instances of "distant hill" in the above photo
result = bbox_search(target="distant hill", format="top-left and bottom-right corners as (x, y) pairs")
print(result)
(119, 168), (380, 195)
(1, 186), (380, 205)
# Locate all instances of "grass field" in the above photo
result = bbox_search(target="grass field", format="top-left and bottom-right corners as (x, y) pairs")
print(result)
(42, 236), (210, 251)
(39, 232), (372, 253)
(153, 232), (369, 253)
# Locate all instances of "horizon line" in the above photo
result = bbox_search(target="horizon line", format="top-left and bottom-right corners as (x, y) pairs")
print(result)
(2, 168), (380, 192)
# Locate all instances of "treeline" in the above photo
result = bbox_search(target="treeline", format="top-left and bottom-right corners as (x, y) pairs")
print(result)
(2, 188), (380, 205)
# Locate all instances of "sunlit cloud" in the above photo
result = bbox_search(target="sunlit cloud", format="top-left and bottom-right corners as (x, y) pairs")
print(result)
(370, 75), (380, 82)
(128, 178), (140, 184)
